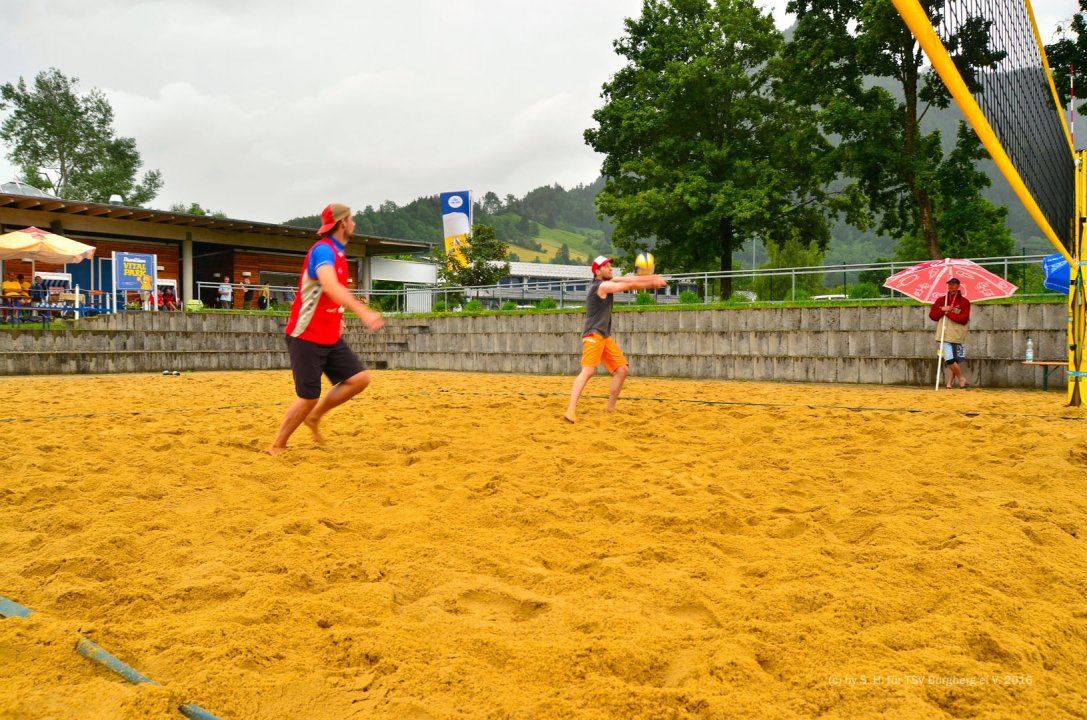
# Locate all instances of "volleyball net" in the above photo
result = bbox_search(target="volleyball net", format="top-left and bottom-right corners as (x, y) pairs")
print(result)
(891, 0), (1084, 405)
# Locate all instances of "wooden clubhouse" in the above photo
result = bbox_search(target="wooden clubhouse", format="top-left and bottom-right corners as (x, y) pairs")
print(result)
(0, 184), (431, 307)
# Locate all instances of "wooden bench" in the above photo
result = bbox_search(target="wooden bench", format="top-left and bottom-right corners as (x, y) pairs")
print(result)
(1023, 360), (1067, 391)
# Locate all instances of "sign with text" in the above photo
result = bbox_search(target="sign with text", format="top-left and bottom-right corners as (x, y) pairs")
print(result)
(112, 251), (157, 292)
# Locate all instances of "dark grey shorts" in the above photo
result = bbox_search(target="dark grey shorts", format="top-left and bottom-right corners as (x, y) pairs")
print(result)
(286, 336), (365, 399)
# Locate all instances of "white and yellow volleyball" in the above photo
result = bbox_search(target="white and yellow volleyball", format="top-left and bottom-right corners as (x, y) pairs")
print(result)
(634, 251), (655, 275)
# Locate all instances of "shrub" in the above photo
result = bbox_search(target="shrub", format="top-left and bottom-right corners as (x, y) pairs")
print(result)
(537, 297), (558, 310)
(847, 282), (881, 300)
(499, 301), (517, 311)
(433, 300), (448, 313)
(678, 290), (701, 304)
(634, 291), (657, 306)
(462, 299), (484, 312)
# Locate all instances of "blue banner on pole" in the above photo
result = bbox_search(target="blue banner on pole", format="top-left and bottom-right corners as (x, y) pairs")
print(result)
(440, 190), (472, 266)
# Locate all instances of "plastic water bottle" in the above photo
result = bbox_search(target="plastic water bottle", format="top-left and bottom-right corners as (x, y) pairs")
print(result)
(1025, 338), (1034, 362)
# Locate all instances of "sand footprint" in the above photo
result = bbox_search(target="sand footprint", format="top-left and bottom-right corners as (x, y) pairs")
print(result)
(452, 589), (549, 622)
(667, 602), (720, 628)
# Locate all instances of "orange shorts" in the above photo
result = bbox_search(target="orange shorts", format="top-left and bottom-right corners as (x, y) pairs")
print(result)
(580, 333), (628, 372)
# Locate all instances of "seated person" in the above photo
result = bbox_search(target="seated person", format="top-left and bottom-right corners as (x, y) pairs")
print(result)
(2, 272), (24, 301)
(161, 287), (180, 311)
(3, 271), (29, 315)
(3, 272), (30, 322)
(29, 275), (47, 304)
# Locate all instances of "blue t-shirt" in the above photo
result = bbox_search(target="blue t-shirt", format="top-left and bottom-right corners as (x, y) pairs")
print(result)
(307, 236), (344, 279)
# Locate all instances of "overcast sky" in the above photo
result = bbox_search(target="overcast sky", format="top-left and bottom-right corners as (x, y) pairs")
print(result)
(0, 1), (1077, 224)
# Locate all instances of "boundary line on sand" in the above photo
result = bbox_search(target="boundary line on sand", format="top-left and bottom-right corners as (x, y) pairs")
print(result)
(0, 595), (221, 720)
(0, 390), (1083, 424)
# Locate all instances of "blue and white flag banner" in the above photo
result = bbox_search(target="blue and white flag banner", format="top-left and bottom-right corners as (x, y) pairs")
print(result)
(440, 190), (472, 266)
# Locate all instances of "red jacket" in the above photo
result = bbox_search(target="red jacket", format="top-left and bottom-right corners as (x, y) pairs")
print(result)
(929, 291), (970, 325)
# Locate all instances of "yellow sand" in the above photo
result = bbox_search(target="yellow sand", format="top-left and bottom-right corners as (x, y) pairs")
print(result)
(1, 370), (1086, 720)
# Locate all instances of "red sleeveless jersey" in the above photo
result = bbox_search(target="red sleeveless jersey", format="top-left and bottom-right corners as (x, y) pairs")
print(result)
(284, 237), (349, 344)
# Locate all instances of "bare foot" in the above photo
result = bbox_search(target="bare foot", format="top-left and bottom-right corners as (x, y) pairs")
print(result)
(267, 444), (287, 457)
(562, 411), (576, 424)
(304, 416), (325, 444)
(605, 406), (617, 414)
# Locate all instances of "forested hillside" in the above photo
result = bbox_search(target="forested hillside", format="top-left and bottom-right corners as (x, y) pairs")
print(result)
(285, 179), (615, 265)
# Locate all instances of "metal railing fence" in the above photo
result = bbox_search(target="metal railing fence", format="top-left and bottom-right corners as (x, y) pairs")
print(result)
(188, 254), (1057, 314)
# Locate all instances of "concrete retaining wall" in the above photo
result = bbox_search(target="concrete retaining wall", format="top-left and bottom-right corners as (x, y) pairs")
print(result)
(0, 304), (1069, 389)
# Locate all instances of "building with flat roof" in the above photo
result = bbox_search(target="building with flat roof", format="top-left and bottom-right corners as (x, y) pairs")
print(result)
(0, 187), (431, 306)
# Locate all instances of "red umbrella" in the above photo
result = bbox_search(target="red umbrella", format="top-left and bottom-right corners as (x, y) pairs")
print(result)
(883, 257), (1017, 302)
(884, 258), (1018, 390)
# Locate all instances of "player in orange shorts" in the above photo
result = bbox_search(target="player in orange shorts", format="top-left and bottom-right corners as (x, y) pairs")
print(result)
(563, 256), (667, 423)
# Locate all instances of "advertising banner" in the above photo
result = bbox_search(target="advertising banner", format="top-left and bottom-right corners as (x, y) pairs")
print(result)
(440, 190), (472, 267)
(112, 251), (157, 310)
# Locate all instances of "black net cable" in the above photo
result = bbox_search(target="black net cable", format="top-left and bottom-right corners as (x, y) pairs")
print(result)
(939, 1), (1075, 250)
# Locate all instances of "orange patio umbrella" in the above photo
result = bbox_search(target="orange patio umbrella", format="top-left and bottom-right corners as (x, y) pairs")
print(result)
(0, 227), (96, 264)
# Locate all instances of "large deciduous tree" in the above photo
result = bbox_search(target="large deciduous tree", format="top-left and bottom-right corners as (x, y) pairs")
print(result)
(784, 0), (1013, 260)
(586, 0), (840, 296)
(433, 224), (511, 287)
(0, 67), (162, 205)
(1044, 0), (1087, 113)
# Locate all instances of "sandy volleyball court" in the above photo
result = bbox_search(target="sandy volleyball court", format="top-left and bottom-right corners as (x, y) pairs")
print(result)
(1, 369), (1086, 719)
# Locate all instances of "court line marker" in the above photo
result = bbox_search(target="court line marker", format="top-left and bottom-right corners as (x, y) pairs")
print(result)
(0, 595), (221, 720)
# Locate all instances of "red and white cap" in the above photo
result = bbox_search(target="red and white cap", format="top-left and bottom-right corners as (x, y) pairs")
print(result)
(317, 203), (351, 234)
(591, 255), (613, 273)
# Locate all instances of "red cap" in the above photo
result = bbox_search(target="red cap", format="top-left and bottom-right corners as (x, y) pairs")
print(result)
(591, 255), (613, 273)
(317, 203), (350, 234)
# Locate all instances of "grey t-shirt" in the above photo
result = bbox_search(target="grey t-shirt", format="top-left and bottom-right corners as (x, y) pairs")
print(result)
(582, 279), (613, 337)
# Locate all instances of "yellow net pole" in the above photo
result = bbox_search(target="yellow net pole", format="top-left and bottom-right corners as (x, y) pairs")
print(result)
(1070, 153), (1086, 405)
(891, 0), (1074, 264)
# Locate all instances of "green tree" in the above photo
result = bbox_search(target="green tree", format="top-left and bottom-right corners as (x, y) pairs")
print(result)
(433, 223), (511, 287)
(894, 124), (1012, 259)
(551, 243), (572, 265)
(168, 202), (227, 218)
(784, 0), (1011, 260)
(586, 0), (839, 297)
(752, 237), (826, 301)
(479, 191), (503, 215)
(0, 67), (163, 205)
(1045, 1), (1087, 112)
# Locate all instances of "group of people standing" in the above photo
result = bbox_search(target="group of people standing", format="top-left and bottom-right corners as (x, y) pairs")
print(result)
(216, 276), (270, 310)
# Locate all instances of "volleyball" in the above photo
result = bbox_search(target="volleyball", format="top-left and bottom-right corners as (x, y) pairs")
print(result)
(635, 252), (655, 275)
